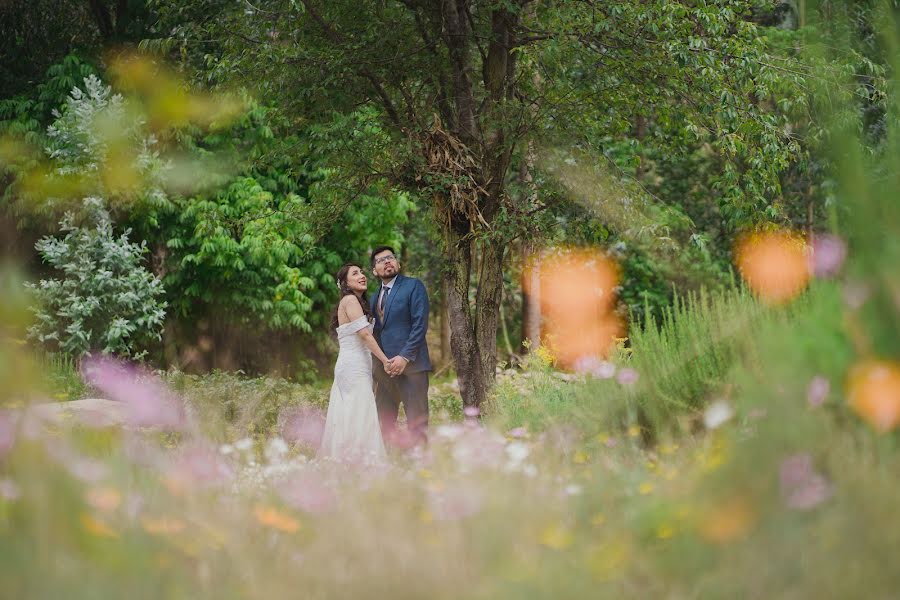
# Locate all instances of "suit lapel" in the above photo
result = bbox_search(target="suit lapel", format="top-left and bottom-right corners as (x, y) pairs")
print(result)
(382, 274), (404, 325)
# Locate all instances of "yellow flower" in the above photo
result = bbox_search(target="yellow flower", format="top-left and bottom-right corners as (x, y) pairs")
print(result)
(638, 482), (654, 495)
(81, 513), (119, 538)
(254, 505), (301, 533)
(573, 451), (588, 465)
(418, 468), (433, 479)
(627, 425), (641, 438)
(419, 509), (434, 524)
(590, 513), (606, 527)
(539, 524), (573, 550)
(656, 523), (675, 540)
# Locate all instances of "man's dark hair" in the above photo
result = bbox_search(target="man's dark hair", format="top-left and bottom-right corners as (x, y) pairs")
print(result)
(370, 245), (396, 268)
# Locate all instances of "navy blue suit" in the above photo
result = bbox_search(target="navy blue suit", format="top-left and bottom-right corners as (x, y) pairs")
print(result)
(371, 274), (431, 444)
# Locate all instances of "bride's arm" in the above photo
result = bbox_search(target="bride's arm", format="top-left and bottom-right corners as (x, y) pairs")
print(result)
(341, 296), (390, 366)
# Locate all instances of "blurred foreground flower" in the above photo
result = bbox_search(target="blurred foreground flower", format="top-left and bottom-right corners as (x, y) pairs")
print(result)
(81, 357), (186, 431)
(276, 470), (336, 515)
(428, 484), (484, 521)
(698, 495), (756, 544)
(254, 505), (301, 533)
(525, 248), (623, 369)
(735, 230), (810, 304)
(165, 443), (234, 494)
(0, 411), (16, 457)
(279, 406), (325, 448)
(846, 359), (900, 433)
(807, 375), (830, 408)
(779, 453), (832, 510)
(809, 234), (847, 278)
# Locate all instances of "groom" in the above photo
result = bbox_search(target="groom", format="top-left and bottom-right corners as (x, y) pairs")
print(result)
(370, 245), (432, 447)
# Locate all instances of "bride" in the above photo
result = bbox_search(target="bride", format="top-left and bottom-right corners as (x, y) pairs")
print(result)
(318, 263), (389, 464)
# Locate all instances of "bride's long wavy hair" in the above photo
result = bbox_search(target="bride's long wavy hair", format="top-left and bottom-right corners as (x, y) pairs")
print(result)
(330, 262), (373, 332)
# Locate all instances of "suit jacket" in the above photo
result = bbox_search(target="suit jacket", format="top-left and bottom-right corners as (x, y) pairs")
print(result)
(371, 274), (432, 373)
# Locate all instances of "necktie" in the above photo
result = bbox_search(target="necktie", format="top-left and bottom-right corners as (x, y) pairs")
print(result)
(378, 286), (390, 318)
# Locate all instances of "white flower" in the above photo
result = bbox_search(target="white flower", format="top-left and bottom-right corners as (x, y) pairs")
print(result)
(505, 441), (530, 463)
(219, 444), (234, 455)
(265, 437), (289, 463)
(564, 484), (583, 496)
(703, 400), (734, 430)
(234, 437), (253, 451)
(522, 464), (538, 478)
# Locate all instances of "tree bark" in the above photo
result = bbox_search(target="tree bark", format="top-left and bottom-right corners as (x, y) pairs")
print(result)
(474, 239), (505, 383)
(444, 227), (487, 408)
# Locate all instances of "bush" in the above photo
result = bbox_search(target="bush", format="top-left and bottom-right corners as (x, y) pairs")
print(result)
(26, 198), (166, 359)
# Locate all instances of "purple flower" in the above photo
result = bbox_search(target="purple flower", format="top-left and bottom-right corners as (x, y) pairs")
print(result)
(807, 375), (830, 408)
(809, 234), (847, 278)
(81, 357), (186, 431)
(279, 406), (325, 449)
(604, 437), (618, 448)
(780, 453), (832, 510)
(616, 368), (639, 386)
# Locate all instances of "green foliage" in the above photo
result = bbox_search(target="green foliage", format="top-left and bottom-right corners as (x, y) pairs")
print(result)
(25, 199), (166, 359)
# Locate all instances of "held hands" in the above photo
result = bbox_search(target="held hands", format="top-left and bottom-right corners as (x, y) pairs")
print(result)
(383, 356), (409, 377)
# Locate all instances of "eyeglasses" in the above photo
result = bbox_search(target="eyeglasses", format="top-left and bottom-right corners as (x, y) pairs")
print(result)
(374, 254), (397, 265)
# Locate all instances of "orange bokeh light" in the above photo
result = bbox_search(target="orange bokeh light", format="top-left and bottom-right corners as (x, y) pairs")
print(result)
(524, 248), (623, 368)
(846, 359), (900, 433)
(735, 230), (810, 304)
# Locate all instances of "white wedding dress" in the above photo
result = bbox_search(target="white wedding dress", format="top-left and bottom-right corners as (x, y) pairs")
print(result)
(318, 315), (387, 464)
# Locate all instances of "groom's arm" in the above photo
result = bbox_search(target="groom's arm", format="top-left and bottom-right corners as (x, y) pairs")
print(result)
(398, 280), (429, 363)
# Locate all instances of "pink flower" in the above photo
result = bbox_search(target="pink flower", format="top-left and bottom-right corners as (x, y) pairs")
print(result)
(463, 405), (481, 418)
(807, 375), (830, 408)
(81, 357), (186, 431)
(616, 368), (639, 386)
(279, 406), (325, 449)
(507, 426), (528, 438)
(277, 470), (336, 515)
(780, 453), (832, 510)
(809, 234), (847, 278)
(166, 443), (234, 491)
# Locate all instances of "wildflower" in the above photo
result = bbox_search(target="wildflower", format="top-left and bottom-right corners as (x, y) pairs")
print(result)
(506, 426), (528, 438)
(264, 437), (289, 463)
(234, 437), (253, 451)
(564, 484), (582, 496)
(276, 470), (336, 515)
(809, 234), (847, 278)
(81, 356), (186, 431)
(617, 368), (639, 385)
(703, 400), (734, 430)
(590, 513), (606, 527)
(539, 524), (573, 550)
(219, 444), (234, 455)
(586, 536), (631, 581)
(698, 495), (755, 544)
(165, 443), (234, 493)
(780, 453), (832, 510)
(0, 411), (16, 458)
(627, 425), (640, 438)
(463, 405), (480, 418)
(572, 451), (588, 464)
(656, 523), (675, 539)
(638, 482), (654, 495)
(846, 359), (900, 433)
(735, 230), (810, 304)
(254, 505), (300, 533)
(505, 441), (530, 464)
(279, 406), (325, 448)
(807, 375), (830, 408)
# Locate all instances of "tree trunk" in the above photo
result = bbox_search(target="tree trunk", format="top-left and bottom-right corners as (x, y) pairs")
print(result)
(444, 227), (487, 408)
(522, 242), (541, 352)
(440, 277), (451, 365)
(475, 239), (505, 384)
